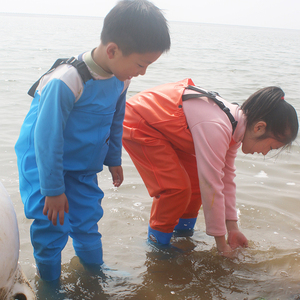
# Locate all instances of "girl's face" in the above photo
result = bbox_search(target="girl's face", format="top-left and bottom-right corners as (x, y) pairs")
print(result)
(242, 121), (285, 155)
(242, 137), (285, 155)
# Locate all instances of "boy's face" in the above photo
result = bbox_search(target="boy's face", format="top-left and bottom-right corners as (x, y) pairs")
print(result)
(108, 49), (162, 82)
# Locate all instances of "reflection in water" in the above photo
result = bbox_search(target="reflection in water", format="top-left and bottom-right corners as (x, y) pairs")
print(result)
(125, 238), (300, 300)
(32, 237), (300, 300)
(34, 256), (131, 300)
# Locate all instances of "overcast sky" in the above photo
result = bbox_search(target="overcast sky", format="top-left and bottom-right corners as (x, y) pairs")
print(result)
(1, 0), (299, 30)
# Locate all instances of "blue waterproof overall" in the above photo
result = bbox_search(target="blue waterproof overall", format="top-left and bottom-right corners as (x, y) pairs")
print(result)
(15, 61), (127, 281)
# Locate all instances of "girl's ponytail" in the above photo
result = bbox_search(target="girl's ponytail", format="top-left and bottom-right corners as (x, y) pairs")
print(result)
(241, 86), (298, 145)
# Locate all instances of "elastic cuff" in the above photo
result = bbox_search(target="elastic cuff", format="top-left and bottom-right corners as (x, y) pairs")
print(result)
(148, 225), (173, 245)
(174, 217), (197, 231)
(36, 260), (61, 281)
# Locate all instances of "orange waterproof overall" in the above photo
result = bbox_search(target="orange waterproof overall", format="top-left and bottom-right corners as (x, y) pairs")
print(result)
(123, 78), (201, 244)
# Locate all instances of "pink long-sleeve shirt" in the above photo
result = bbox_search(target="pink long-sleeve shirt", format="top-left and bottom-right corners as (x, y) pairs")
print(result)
(182, 90), (247, 236)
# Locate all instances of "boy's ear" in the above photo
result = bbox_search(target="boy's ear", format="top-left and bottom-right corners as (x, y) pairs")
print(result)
(253, 121), (267, 136)
(106, 43), (120, 59)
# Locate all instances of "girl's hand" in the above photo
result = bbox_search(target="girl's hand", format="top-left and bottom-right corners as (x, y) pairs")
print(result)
(227, 229), (248, 249)
(43, 193), (69, 226)
(214, 231), (248, 258)
(109, 166), (124, 187)
(215, 235), (235, 258)
(226, 220), (248, 249)
(218, 244), (235, 258)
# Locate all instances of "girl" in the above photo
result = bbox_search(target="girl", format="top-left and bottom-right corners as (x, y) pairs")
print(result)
(122, 78), (298, 257)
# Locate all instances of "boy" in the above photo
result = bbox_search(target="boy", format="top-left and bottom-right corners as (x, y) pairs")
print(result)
(15, 0), (170, 281)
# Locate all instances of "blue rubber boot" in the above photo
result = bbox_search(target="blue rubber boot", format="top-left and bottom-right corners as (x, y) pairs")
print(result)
(147, 224), (186, 255)
(36, 260), (61, 281)
(173, 218), (197, 237)
(148, 225), (173, 246)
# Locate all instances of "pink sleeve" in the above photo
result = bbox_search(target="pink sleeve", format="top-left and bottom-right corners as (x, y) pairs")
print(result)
(183, 99), (240, 236)
(222, 143), (240, 222)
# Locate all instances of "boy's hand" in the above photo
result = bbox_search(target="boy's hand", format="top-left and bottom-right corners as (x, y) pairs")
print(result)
(43, 193), (69, 226)
(109, 166), (124, 187)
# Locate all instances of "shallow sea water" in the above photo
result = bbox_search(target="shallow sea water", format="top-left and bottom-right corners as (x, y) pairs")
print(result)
(0, 13), (300, 299)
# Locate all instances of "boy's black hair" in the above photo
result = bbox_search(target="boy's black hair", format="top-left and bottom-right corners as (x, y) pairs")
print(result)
(241, 86), (299, 145)
(101, 0), (171, 55)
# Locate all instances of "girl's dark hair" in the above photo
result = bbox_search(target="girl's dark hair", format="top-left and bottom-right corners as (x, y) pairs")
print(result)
(101, 0), (171, 55)
(241, 86), (298, 145)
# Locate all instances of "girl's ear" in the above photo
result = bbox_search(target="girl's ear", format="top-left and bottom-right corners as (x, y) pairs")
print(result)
(253, 121), (267, 137)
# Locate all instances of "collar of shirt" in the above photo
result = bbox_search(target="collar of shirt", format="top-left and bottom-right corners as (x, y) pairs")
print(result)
(83, 49), (114, 80)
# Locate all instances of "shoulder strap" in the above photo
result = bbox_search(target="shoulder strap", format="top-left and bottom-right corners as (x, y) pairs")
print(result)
(182, 85), (238, 134)
(28, 56), (93, 97)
